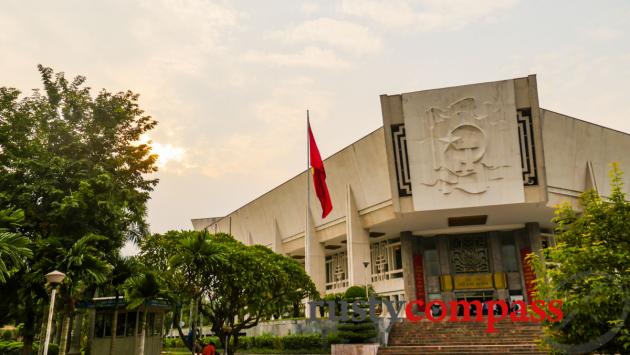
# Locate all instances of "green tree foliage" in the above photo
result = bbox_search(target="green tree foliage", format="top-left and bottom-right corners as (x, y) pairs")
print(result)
(336, 286), (377, 344)
(107, 256), (138, 355)
(138, 231), (318, 355)
(0, 65), (158, 353)
(205, 237), (318, 355)
(35, 234), (111, 355)
(533, 163), (630, 353)
(0, 208), (32, 283)
(124, 271), (168, 355)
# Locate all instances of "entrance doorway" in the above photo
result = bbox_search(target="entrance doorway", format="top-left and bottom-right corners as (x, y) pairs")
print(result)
(454, 290), (495, 317)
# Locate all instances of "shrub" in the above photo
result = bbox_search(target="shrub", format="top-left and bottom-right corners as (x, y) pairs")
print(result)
(0, 341), (58, 355)
(162, 337), (185, 348)
(237, 336), (251, 350)
(281, 334), (321, 349)
(200, 336), (220, 347)
(1, 330), (13, 341)
(344, 286), (366, 300)
(325, 333), (343, 345)
(251, 334), (282, 349)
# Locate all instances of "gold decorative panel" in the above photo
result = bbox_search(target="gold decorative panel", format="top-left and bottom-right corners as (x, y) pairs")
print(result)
(449, 237), (490, 273)
(453, 274), (494, 290)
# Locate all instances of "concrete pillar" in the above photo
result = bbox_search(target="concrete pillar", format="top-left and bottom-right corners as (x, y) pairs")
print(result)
(345, 185), (371, 286)
(526, 222), (543, 256)
(305, 211), (326, 296)
(272, 218), (284, 254)
(400, 231), (416, 303)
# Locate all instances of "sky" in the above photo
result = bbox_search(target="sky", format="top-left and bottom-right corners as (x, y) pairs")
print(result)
(1, 1), (630, 252)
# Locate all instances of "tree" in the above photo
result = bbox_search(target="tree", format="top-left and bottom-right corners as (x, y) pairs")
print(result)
(0, 65), (158, 354)
(34, 234), (111, 355)
(124, 271), (167, 355)
(0, 208), (32, 283)
(108, 256), (137, 355)
(533, 163), (630, 354)
(203, 235), (317, 355)
(168, 231), (224, 355)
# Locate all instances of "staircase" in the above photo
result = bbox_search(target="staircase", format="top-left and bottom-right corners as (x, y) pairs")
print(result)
(378, 319), (546, 354)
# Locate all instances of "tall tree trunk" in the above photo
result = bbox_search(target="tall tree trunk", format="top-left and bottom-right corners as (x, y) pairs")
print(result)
(68, 312), (83, 354)
(137, 305), (147, 355)
(190, 298), (197, 355)
(58, 313), (72, 355)
(109, 294), (120, 355)
(21, 298), (36, 355)
(37, 308), (48, 355)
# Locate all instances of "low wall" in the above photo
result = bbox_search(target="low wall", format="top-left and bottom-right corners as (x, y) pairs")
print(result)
(245, 318), (395, 346)
(331, 344), (379, 355)
(245, 319), (338, 337)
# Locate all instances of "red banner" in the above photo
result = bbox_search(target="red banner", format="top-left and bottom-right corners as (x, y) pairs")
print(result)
(413, 254), (426, 311)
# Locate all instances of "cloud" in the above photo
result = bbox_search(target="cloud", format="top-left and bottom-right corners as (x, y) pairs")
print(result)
(338, 0), (518, 31)
(587, 26), (622, 42)
(271, 17), (383, 55)
(301, 1), (320, 14)
(502, 49), (630, 133)
(200, 77), (333, 182)
(242, 46), (351, 69)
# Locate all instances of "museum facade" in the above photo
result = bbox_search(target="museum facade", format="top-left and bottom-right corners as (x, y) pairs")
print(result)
(191, 75), (630, 309)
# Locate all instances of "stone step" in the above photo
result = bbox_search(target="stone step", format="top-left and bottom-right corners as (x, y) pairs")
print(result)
(378, 344), (547, 354)
(380, 319), (545, 354)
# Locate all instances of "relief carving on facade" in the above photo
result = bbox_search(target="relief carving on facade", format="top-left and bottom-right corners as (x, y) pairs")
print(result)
(420, 97), (512, 195)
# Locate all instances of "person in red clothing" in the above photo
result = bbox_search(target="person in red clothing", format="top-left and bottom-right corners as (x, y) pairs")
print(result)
(202, 340), (218, 355)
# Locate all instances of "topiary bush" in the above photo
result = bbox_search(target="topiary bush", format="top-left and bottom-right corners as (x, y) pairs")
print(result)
(343, 286), (367, 300)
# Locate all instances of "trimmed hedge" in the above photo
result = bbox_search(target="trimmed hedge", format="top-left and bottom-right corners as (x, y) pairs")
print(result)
(0, 341), (58, 355)
(237, 333), (324, 350)
(163, 333), (331, 351)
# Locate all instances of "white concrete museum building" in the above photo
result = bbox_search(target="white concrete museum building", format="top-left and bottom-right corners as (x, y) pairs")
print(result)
(191, 75), (630, 308)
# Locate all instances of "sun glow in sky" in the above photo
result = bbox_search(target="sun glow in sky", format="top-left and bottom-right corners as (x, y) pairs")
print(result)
(1, 0), (629, 237)
(139, 134), (186, 169)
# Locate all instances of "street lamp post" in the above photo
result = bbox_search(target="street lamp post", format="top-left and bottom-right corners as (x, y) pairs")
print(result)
(362, 261), (370, 300)
(43, 271), (66, 355)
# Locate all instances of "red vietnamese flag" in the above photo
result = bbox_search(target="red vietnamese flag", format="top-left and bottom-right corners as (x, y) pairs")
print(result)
(308, 121), (333, 218)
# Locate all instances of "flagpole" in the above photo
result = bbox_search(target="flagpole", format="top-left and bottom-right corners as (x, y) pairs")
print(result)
(305, 110), (310, 275)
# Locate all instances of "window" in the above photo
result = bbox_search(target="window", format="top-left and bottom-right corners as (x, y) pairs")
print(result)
(95, 314), (105, 338)
(501, 238), (518, 272)
(116, 312), (126, 337)
(103, 313), (112, 337)
(126, 312), (137, 337)
(370, 238), (403, 282)
(325, 251), (348, 291)
(424, 249), (440, 277)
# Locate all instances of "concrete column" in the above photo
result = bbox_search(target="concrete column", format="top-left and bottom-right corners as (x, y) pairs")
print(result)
(345, 185), (371, 286)
(271, 218), (284, 254)
(305, 211), (326, 296)
(400, 231), (416, 303)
